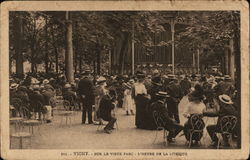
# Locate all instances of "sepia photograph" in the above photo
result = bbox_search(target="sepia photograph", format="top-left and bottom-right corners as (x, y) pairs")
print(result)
(1, 1), (249, 160)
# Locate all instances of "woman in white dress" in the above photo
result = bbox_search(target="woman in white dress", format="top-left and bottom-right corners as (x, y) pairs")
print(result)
(183, 84), (206, 146)
(122, 83), (135, 115)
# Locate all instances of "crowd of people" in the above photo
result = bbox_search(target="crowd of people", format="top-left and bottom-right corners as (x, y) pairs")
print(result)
(9, 69), (239, 148)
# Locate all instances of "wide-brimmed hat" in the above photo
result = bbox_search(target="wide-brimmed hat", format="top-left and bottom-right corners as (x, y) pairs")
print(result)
(124, 83), (132, 89)
(219, 94), (233, 104)
(64, 83), (71, 89)
(97, 76), (106, 83)
(81, 69), (91, 76)
(10, 83), (19, 89)
(32, 84), (40, 90)
(224, 75), (231, 80)
(136, 71), (145, 79)
(151, 76), (162, 86)
(167, 74), (176, 80)
(153, 69), (160, 75)
(43, 79), (49, 84)
(129, 79), (135, 84)
(156, 91), (169, 97)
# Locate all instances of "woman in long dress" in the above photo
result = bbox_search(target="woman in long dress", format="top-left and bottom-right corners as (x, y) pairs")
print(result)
(133, 73), (150, 129)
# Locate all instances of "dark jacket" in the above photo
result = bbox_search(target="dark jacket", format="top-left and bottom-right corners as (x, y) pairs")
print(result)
(30, 91), (45, 112)
(77, 78), (95, 105)
(180, 78), (191, 96)
(166, 81), (183, 102)
(99, 94), (115, 121)
(151, 100), (175, 125)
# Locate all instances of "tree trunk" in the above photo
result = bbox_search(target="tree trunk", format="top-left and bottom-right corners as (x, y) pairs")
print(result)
(229, 38), (235, 80)
(51, 25), (59, 73)
(96, 47), (101, 75)
(118, 32), (129, 74)
(74, 21), (79, 74)
(224, 47), (229, 74)
(14, 16), (24, 78)
(45, 17), (49, 73)
(65, 11), (74, 83)
(79, 52), (82, 73)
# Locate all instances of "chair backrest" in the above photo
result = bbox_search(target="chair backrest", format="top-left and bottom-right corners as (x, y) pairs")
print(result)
(219, 115), (237, 134)
(63, 100), (71, 110)
(189, 114), (205, 130)
(152, 110), (164, 128)
(11, 98), (22, 109)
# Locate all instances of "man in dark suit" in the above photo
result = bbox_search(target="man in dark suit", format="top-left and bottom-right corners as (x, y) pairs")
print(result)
(165, 75), (183, 123)
(77, 70), (95, 124)
(151, 91), (184, 143)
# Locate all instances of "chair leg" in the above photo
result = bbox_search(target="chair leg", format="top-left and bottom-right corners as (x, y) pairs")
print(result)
(115, 121), (118, 130)
(29, 137), (32, 148)
(189, 132), (193, 148)
(217, 134), (220, 149)
(20, 137), (23, 149)
(153, 130), (158, 144)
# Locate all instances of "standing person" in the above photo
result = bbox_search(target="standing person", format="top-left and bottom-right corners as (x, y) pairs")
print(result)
(165, 75), (183, 123)
(148, 76), (162, 104)
(122, 83), (135, 115)
(214, 75), (235, 98)
(77, 70), (95, 124)
(94, 76), (108, 124)
(133, 72), (150, 129)
(180, 75), (192, 96)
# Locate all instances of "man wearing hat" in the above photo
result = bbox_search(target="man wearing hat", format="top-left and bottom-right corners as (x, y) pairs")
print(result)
(30, 85), (45, 120)
(180, 75), (191, 96)
(203, 94), (238, 147)
(214, 75), (235, 98)
(151, 91), (184, 142)
(148, 76), (162, 103)
(165, 75), (183, 123)
(77, 70), (95, 124)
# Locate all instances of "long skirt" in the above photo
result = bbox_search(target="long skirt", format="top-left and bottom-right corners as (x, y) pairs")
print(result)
(135, 95), (150, 129)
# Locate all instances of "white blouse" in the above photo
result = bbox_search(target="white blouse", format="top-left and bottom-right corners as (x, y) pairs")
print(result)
(183, 101), (206, 118)
(134, 82), (147, 96)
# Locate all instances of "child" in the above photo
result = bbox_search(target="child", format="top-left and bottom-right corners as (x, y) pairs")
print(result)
(122, 83), (135, 115)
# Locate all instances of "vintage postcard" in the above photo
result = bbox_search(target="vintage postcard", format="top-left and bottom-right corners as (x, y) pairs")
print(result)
(0, 0), (249, 159)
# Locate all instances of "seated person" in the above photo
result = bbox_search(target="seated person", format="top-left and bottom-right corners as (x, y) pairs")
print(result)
(99, 89), (117, 134)
(183, 85), (206, 146)
(203, 94), (238, 147)
(151, 91), (184, 143)
(62, 83), (77, 110)
(30, 85), (45, 120)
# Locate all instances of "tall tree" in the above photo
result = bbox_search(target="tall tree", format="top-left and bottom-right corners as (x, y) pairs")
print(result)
(65, 11), (74, 82)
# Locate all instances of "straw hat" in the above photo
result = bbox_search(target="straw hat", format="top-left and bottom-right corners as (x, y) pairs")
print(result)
(97, 76), (106, 83)
(224, 75), (231, 80)
(124, 83), (132, 89)
(156, 91), (169, 97)
(219, 94), (233, 104)
(64, 83), (71, 89)
(43, 79), (49, 84)
(10, 83), (19, 89)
